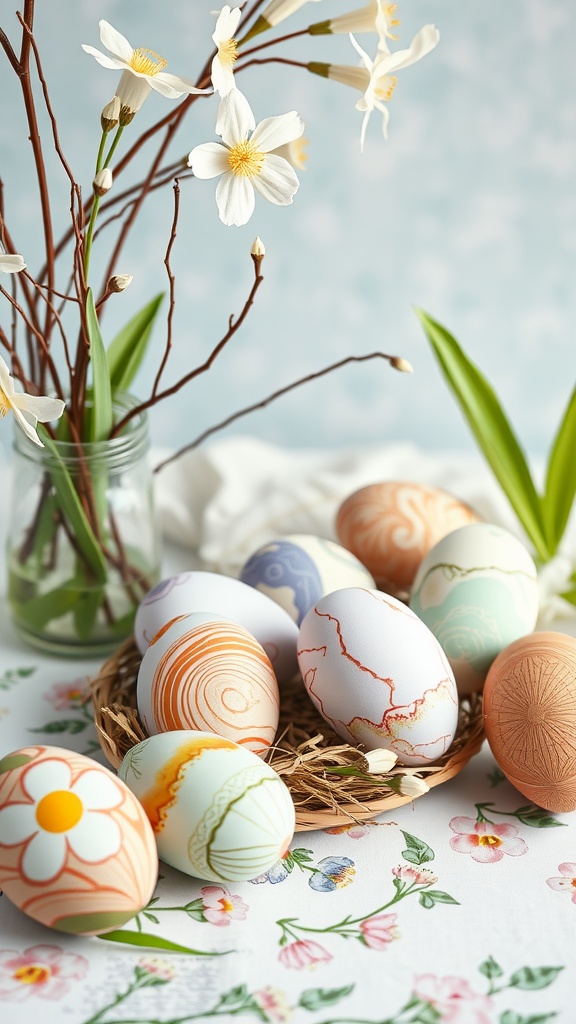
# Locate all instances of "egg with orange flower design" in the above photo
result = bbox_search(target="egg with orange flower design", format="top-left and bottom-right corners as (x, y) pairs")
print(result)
(0, 745), (158, 935)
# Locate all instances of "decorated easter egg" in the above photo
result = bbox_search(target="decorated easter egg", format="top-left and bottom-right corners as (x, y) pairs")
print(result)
(239, 533), (375, 625)
(137, 614), (280, 755)
(0, 745), (158, 935)
(118, 731), (296, 881)
(134, 571), (299, 684)
(409, 523), (540, 694)
(297, 588), (459, 766)
(483, 632), (576, 812)
(335, 481), (479, 591)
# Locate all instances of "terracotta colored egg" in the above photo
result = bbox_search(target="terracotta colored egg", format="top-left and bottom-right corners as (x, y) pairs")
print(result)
(137, 614), (280, 756)
(483, 632), (576, 813)
(134, 570), (299, 684)
(335, 481), (479, 592)
(297, 587), (459, 766)
(239, 532), (375, 625)
(0, 745), (158, 935)
(410, 523), (540, 694)
(118, 730), (296, 882)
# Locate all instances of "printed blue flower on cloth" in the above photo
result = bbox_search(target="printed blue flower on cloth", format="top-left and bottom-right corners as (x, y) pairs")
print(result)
(308, 856), (356, 892)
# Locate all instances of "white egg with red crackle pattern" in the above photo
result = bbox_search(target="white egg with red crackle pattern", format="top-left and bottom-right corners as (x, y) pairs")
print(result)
(297, 588), (459, 766)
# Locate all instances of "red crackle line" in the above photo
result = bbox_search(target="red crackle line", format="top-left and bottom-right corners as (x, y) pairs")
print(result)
(303, 668), (343, 736)
(342, 677), (457, 759)
(312, 606), (395, 699)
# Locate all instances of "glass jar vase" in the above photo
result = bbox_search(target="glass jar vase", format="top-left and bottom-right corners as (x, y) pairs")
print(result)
(6, 394), (161, 656)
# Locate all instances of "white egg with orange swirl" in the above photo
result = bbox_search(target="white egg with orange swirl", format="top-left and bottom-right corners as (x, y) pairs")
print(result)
(137, 613), (280, 756)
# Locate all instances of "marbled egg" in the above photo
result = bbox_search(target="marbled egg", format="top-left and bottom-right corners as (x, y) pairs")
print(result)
(137, 614), (280, 755)
(0, 745), (158, 935)
(118, 731), (296, 882)
(239, 533), (375, 625)
(335, 481), (479, 591)
(134, 570), (299, 684)
(410, 523), (540, 694)
(484, 632), (576, 812)
(297, 588), (459, 766)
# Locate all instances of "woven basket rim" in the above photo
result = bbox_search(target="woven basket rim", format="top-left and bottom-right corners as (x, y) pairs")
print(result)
(90, 637), (485, 831)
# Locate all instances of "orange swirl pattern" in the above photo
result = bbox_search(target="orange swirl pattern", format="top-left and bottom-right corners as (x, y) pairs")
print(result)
(150, 622), (280, 755)
(336, 481), (478, 588)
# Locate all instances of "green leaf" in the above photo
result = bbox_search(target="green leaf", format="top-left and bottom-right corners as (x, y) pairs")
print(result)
(480, 954), (504, 980)
(29, 719), (88, 735)
(420, 889), (460, 907)
(416, 309), (550, 561)
(400, 831), (435, 865)
(107, 293), (164, 393)
(298, 985), (355, 1010)
(73, 587), (104, 639)
(10, 579), (83, 631)
(97, 930), (232, 956)
(509, 966), (564, 991)
(513, 805), (567, 829)
(542, 383), (576, 552)
(501, 1014), (558, 1024)
(86, 287), (113, 441)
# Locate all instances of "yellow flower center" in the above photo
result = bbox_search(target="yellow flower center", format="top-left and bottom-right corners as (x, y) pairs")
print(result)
(218, 38), (238, 67)
(36, 790), (83, 833)
(228, 140), (265, 178)
(384, 4), (400, 30)
(129, 48), (167, 76)
(375, 75), (397, 103)
(219, 898), (234, 912)
(0, 386), (11, 417)
(478, 833), (502, 848)
(14, 965), (50, 986)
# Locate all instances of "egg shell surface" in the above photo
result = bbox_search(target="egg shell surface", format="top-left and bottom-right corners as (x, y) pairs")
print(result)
(0, 745), (158, 935)
(118, 731), (295, 882)
(239, 533), (375, 625)
(335, 481), (479, 590)
(135, 571), (298, 684)
(137, 614), (280, 755)
(409, 523), (540, 694)
(297, 588), (459, 766)
(483, 631), (576, 813)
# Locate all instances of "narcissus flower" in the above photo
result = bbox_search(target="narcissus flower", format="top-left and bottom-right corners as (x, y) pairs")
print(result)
(310, 1), (399, 51)
(82, 21), (209, 123)
(0, 356), (65, 448)
(211, 6), (243, 96)
(0, 253), (26, 274)
(244, 0), (322, 41)
(188, 89), (304, 226)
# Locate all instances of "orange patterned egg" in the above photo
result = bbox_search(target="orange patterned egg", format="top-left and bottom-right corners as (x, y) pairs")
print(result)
(335, 481), (479, 592)
(0, 745), (158, 935)
(484, 632), (576, 812)
(137, 615), (280, 756)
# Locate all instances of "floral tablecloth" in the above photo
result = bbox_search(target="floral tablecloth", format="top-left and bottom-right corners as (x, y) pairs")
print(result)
(1, 440), (576, 1023)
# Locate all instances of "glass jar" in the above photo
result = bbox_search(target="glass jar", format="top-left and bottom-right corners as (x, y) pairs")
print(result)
(6, 394), (161, 656)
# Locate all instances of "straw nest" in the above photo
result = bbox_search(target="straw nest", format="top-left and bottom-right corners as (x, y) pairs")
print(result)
(90, 638), (485, 831)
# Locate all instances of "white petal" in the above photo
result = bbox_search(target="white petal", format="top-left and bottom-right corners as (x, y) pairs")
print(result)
(0, 254), (26, 273)
(12, 393), (65, 423)
(0, 804), (39, 844)
(217, 89), (255, 146)
(11, 405), (43, 446)
(215, 172), (255, 226)
(23, 760), (72, 801)
(213, 6), (242, 44)
(251, 111), (304, 153)
(68, 813), (122, 863)
(152, 72), (211, 97)
(211, 55), (235, 97)
(22, 833), (66, 883)
(81, 44), (127, 71)
(349, 33), (373, 72)
(374, 23), (440, 75)
(116, 71), (152, 113)
(0, 355), (15, 396)
(188, 142), (230, 178)
(359, 108), (371, 151)
(72, 770), (124, 811)
(252, 154), (299, 205)
(99, 20), (134, 62)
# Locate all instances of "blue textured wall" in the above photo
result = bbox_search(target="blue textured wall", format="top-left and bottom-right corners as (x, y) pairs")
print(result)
(2, 1), (575, 458)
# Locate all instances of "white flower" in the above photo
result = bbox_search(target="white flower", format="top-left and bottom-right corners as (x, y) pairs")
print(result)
(256, 0), (322, 31)
(310, 1), (399, 52)
(272, 136), (309, 170)
(212, 6), (243, 96)
(0, 254), (26, 274)
(364, 748), (398, 774)
(351, 25), (440, 150)
(0, 758), (124, 882)
(188, 89), (304, 227)
(398, 774), (430, 798)
(82, 21), (209, 123)
(0, 356), (65, 447)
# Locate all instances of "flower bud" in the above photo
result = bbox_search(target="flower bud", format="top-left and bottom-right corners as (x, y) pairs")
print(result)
(108, 274), (133, 294)
(93, 168), (113, 197)
(398, 774), (429, 798)
(251, 237), (266, 257)
(363, 748), (398, 774)
(391, 356), (413, 373)
(101, 96), (121, 133)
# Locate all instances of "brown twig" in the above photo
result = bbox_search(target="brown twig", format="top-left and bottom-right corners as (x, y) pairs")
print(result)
(152, 180), (181, 397)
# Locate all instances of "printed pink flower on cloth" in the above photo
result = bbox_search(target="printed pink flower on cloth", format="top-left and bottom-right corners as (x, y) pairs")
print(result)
(392, 864), (438, 886)
(359, 913), (399, 950)
(253, 986), (292, 1022)
(414, 974), (494, 1024)
(0, 945), (88, 1001)
(546, 862), (576, 903)
(324, 822), (373, 839)
(278, 939), (332, 970)
(44, 679), (91, 710)
(449, 816), (528, 863)
(200, 885), (249, 926)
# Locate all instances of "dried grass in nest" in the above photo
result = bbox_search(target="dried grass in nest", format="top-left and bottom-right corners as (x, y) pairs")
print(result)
(90, 637), (485, 831)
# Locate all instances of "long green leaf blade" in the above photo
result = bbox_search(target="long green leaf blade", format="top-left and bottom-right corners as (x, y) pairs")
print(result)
(416, 308), (550, 561)
(86, 288), (113, 441)
(107, 293), (164, 393)
(97, 930), (232, 956)
(543, 383), (576, 553)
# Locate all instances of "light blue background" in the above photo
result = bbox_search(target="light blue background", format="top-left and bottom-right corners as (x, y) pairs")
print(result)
(1, 1), (575, 460)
